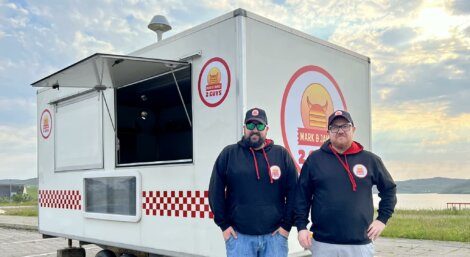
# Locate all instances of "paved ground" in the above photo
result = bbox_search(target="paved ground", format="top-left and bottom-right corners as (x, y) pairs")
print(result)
(0, 227), (100, 257)
(0, 215), (469, 257)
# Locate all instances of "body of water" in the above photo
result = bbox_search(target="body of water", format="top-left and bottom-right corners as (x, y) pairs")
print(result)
(373, 193), (470, 210)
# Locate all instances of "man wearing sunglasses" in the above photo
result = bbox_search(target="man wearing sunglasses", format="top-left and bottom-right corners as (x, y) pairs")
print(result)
(294, 110), (397, 257)
(209, 107), (298, 257)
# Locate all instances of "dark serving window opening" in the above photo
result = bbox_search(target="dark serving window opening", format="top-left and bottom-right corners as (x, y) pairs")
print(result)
(116, 67), (192, 165)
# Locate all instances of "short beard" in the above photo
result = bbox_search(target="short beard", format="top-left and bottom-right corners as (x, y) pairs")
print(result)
(243, 132), (265, 149)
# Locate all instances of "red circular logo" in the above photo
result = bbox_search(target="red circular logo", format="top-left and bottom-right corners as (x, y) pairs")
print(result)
(280, 66), (347, 170)
(198, 57), (231, 107)
(40, 109), (52, 139)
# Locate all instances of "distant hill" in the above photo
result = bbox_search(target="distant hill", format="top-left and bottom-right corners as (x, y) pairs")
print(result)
(2, 177), (468, 194)
(0, 178), (38, 186)
(373, 177), (470, 194)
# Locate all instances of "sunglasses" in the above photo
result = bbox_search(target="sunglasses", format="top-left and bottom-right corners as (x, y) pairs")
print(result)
(245, 122), (266, 131)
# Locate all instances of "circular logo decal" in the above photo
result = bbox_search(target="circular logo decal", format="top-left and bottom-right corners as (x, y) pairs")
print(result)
(198, 57), (231, 107)
(353, 164), (368, 178)
(40, 109), (52, 139)
(281, 66), (347, 170)
(270, 165), (281, 180)
(252, 109), (259, 116)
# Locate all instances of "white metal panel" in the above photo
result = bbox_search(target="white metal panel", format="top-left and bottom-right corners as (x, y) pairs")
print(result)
(54, 91), (103, 171)
(244, 16), (371, 151)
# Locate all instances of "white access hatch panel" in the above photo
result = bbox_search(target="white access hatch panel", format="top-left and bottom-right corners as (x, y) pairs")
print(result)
(54, 91), (103, 171)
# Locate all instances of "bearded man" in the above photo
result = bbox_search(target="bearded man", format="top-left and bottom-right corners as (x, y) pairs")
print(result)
(209, 107), (298, 257)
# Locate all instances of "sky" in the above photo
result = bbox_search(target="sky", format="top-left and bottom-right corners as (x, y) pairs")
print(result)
(0, 0), (468, 181)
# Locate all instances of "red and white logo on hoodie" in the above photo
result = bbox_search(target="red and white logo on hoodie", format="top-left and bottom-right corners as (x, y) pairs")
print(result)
(353, 164), (368, 178)
(270, 165), (281, 180)
(281, 65), (347, 170)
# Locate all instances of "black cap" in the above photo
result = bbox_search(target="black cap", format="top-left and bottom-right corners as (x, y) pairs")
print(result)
(244, 108), (268, 125)
(327, 110), (354, 128)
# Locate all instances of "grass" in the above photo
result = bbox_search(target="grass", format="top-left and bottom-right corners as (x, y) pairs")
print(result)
(26, 185), (38, 199)
(1, 206), (38, 216)
(0, 201), (37, 207)
(382, 209), (470, 243)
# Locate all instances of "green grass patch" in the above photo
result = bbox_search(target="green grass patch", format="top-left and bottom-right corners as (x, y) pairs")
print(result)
(26, 185), (38, 199)
(1, 206), (38, 217)
(0, 201), (38, 207)
(382, 209), (470, 243)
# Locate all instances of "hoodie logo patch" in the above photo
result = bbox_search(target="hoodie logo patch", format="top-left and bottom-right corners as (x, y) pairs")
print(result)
(270, 165), (281, 180)
(353, 164), (368, 178)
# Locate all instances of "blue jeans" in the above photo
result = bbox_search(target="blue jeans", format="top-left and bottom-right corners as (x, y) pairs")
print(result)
(225, 231), (288, 257)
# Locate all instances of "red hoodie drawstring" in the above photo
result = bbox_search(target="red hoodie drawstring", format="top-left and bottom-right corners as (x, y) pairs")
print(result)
(329, 145), (357, 192)
(262, 148), (274, 184)
(249, 148), (261, 180)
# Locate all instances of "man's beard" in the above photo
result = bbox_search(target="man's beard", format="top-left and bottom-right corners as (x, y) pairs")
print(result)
(243, 132), (265, 149)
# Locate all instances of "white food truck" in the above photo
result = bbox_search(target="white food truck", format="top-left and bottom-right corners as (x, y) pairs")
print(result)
(32, 8), (370, 257)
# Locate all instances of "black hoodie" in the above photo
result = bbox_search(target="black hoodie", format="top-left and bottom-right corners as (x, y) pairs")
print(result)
(295, 140), (397, 244)
(209, 138), (298, 235)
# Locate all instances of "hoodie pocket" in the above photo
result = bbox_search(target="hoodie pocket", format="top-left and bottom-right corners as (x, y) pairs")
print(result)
(233, 204), (282, 233)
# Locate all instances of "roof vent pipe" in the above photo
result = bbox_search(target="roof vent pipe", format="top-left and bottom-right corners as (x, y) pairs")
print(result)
(148, 15), (172, 42)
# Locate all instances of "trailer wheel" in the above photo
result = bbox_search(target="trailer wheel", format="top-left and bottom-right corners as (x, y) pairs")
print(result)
(120, 254), (136, 257)
(95, 249), (116, 257)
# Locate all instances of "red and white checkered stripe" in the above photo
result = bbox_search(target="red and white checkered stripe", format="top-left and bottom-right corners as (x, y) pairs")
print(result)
(142, 190), (213, 219)
(38, 190), (82, 210)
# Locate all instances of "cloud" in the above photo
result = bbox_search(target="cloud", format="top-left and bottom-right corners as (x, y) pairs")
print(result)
(72, 31), (116, 58)
(0, 0), (468, 181)
(383, 160), (470, 181)
(371, 100), (470, 180)
(372, 100), (470, 158)
(0, 97), (36, 125)
(380, 27), (417, 46)
(448, 0), (470, 15)
(0, 125), (36, 180)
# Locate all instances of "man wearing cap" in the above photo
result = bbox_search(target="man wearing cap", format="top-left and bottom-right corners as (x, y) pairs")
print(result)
(294, 110), (397, 257)
(209, 107), (298, 257)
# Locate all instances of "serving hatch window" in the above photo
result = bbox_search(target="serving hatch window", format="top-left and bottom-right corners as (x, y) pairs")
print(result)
(116, 67), (192, 166)
(54, 90), (103, 171)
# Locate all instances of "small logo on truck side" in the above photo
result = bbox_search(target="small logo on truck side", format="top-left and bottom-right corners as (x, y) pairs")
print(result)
(281, 66), (347, 170)
(40, 109), (52, 139)
(198, 57), (231, 107)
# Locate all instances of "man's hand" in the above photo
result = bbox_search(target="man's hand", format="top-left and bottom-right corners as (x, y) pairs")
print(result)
(367, 220), (386, 241)
(272, 227), (290, 238)
(223, 226), (237, 241)
(297, 229), (312, 249)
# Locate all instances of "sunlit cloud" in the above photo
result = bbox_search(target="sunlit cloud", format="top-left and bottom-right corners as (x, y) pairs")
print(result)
(0, 0), (468, 180)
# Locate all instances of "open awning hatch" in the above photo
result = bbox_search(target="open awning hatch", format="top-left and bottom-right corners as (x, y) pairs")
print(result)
(31, 53), (190, 89)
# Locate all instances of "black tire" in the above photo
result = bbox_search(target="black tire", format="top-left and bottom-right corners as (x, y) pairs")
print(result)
(95, 249), (116, 257)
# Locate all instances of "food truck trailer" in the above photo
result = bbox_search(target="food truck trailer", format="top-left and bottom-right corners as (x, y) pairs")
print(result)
(32, 8), (371, 257)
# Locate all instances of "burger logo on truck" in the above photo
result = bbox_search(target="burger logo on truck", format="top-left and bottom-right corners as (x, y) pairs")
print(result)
(281, 66), (347, 170)
(40, 109), (52, 139)
(198, 57), (231, 107)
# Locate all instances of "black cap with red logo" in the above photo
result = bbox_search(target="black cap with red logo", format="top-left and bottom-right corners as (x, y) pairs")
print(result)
(245, 108), (268, 125)
(327, 110), (354, 128)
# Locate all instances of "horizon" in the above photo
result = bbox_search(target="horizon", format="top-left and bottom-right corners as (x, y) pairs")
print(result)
(1, 176), (469, 183)
(0, 1), (469, 181)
